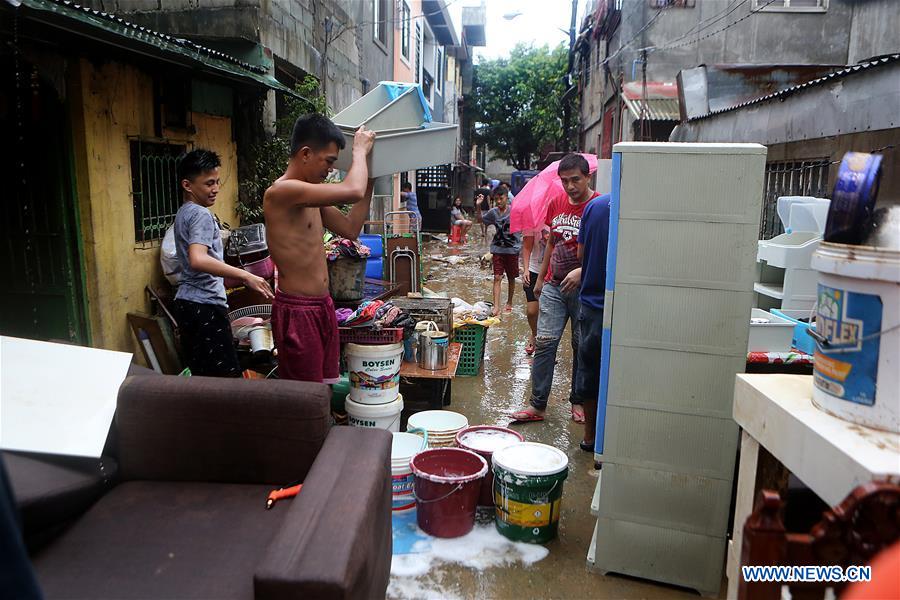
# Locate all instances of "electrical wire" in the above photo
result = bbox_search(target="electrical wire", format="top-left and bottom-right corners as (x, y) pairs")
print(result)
(647, 0), (782, 52)
(598, 6), (668, 68)
(649, 0), (748, 49)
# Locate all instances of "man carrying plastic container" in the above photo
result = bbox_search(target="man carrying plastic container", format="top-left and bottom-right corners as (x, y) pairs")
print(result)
(264, 115), (375, 382)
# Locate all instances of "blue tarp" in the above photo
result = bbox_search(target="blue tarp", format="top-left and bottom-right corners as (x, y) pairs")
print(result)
(379, 81), (433, 124)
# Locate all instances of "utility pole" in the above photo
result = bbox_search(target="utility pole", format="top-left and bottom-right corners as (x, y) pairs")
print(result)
(562, 0), (577, 152)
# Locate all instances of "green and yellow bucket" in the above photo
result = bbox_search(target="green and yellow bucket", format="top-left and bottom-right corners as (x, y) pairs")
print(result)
(492, 442), (569, 544)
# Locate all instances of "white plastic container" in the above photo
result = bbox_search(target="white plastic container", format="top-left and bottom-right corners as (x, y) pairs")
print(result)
(346, 394), (404, 432)
(811, 242), (900, 433)
(406, 410), (469, 448)
(391, 430), (427, 513)
(748, 308), (795, 352)
(345, 342), (403, 404)
(334, 122), (458, 179)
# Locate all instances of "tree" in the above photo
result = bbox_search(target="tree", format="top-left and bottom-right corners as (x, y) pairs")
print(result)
(471, 44), (569, 170)
(237, 76), (329, 224)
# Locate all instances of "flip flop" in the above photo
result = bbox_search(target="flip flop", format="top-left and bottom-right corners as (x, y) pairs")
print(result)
(510, 410), (545, 423)
(571, 406), (586, 424)
(579, 440), (595, 452)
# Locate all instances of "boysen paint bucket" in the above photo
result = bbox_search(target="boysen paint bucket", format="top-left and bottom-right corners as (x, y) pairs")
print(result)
(391, 429), (428, 514)
(346, 394), (404, 432)
(345, 342), (403, 404)
(411, 448), (488, 538)
(406, 410), (469, 448)
(492, 442), (569, 544)
(456, 426), (524, 508)
(810, 242), (900, 433)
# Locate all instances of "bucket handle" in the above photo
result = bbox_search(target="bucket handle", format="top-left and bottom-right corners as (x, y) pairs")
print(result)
(806, 300), (900, 353)
(413, 482), (463, 504)
(407, 427), (429, 448)
(416, 321), (439, 333)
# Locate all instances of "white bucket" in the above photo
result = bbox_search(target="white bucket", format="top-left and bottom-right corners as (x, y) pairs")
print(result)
(391, 430), (427, 513)
(345, 342), (404, 404)
(248, 325), (273, 355)
(346, 394), (404, 432)
(406, 410), (468, 448)
(811, 242), (900, 433)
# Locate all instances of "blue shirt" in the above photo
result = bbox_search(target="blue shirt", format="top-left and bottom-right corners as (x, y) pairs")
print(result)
(403, 191), (420, 216)
(174, 201), (227, 307)
(577, 193), (611, 310)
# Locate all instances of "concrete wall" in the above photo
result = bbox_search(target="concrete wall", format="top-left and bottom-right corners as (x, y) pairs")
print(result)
(848, 0), (900, 64)
(83, 0), (394, 113)
(69, 58), (239, 354)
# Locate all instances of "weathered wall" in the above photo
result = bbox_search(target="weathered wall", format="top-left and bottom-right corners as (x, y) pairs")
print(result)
(69, 58), (238, 354)
(848, 0), (900, 64)
(84, 0), (394, 113)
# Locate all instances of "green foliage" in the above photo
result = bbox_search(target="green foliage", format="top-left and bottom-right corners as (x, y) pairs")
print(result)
(471, 44), (569, 170)
(238, 76), (330, 225)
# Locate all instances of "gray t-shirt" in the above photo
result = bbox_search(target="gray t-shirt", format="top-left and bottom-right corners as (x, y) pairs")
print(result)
(174, 202), (227, 307)
(482, 207), (522, 255)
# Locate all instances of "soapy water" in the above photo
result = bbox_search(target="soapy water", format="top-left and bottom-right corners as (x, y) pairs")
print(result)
(390, 523), (549, 581)
(495, 443), (567, 474)
(458, 429), (521, 453)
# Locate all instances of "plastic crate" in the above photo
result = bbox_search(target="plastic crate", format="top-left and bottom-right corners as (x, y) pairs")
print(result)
(339, 327), (403, 345)
(452, 324), (487, 377)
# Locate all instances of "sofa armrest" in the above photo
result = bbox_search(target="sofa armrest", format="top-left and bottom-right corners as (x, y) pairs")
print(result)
(254, 427), (392, 600)
(116, 375), (330, 485)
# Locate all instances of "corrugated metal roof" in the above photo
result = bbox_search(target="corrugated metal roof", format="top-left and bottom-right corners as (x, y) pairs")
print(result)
(688, 53), (900, 122)
(11, 0), (302, 96)
(621, 81), (680, 121)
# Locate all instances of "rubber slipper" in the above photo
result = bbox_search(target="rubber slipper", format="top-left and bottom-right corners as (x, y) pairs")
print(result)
(525, 340), (535, 355)
(510, 410), (545, 423)
(579, 440), (595, 452)
(571, 406), (586, 424)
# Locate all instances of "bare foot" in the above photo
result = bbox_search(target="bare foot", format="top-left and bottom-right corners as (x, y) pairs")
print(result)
(491, 307), (500, 317)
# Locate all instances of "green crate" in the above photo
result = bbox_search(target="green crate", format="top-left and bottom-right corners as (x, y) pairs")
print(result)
(452, 324), (487, 377)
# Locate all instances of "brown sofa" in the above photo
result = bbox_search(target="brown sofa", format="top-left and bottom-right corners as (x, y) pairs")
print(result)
(7, 374), (392, 599)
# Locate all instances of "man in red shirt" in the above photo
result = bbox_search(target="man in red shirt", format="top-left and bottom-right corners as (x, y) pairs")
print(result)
(512, 154), (599, 426)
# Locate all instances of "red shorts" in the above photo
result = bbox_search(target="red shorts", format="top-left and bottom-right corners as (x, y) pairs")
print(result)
(271, 291), (340, 384)
(492, 253), (520, 278)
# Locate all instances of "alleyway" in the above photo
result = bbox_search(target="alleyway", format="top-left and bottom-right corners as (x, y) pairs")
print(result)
(388, 237), (715, 599)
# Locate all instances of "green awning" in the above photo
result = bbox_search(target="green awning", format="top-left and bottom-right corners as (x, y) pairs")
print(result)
(11, 0), (304, 98)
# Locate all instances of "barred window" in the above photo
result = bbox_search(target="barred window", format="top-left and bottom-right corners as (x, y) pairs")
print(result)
(760, 159), (830, 239)
(130, 140), (186, 245)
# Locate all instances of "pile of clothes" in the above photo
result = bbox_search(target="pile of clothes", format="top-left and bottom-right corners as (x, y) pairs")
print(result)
(451, 298), (500, 327)
(325, 237), (371, 262)
(336, 300), (415, 334)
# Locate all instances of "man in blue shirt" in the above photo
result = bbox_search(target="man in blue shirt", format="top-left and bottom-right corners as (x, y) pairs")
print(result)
(575, 192), (610, 452)
(400, 181), (421, 231)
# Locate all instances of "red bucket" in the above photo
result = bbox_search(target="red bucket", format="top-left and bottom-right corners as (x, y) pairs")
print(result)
(410, 448), (487, 538)
(455, 426), (524, 507)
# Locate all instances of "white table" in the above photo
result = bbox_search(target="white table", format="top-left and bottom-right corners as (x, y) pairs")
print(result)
(728, 374), (900, 599)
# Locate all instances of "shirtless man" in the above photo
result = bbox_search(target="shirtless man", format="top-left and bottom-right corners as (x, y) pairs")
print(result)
(264, 114), (375, 382)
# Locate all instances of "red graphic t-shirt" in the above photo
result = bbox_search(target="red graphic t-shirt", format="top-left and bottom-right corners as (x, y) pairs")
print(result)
(545, 191), (600, 285)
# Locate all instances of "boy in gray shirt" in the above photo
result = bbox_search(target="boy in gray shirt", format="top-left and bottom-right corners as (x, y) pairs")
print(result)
(174, 149), (273, 376)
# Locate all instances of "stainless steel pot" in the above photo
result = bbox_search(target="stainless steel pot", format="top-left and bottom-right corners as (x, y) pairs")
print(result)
(417, 321), (449, 370)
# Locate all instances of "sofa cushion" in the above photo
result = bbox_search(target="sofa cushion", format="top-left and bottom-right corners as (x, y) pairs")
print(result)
(4, 452), (116, 547)
(33, 481), (287, 599)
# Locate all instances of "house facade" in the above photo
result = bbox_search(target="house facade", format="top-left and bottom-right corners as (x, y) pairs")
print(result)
(0, 0), (284, 353)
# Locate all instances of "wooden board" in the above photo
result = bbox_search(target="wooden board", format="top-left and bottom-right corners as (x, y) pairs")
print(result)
(127, 312), (182, 375)
(399, 342), (461, 379)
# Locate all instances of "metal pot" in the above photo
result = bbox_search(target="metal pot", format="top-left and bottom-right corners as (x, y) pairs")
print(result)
(417, 321), (449, 370)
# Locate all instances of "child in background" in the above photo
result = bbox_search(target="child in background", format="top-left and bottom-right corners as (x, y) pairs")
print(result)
(475, 179), (492, 239)
(521, 226), (549, 354)
(450, 197), (473, 239)
(481, 187), (521, 316)
(173, 149), (273, 377)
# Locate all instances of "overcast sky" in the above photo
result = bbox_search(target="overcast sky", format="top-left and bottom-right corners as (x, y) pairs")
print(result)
(447, 0), (587, 62)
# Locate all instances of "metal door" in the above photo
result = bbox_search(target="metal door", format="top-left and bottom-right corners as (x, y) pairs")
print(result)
(0, 58), (88, 343)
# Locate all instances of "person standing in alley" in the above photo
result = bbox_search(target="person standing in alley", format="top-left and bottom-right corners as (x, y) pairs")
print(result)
(475, 178), (492, 239)
(574, 188), (611, 452)
(521, 225), (549, 355)
(512, 154), (600, 425)
(400, 181), (421, 232)
(264, 115), (375, 383)
(173, 149), (274, 377)
(481, 186), (522, 316)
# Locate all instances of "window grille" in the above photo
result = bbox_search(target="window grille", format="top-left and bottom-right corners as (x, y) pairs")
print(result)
(650, 0), (695, 7)
(752, 0), (827, 11)
(416, 165), (451, 189)
(760, 159), (830, 239)
(415, 22), (422, 83)
(130, 140), (187, 245)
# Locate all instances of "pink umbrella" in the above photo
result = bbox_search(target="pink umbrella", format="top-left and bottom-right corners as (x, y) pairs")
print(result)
(510, 153), (599, 232)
